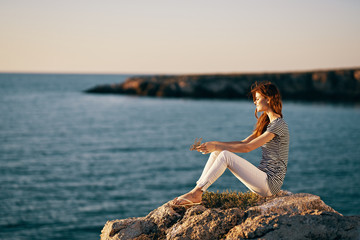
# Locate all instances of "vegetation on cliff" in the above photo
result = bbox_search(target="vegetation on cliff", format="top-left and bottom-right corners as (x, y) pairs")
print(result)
(202, 190), (260, 210)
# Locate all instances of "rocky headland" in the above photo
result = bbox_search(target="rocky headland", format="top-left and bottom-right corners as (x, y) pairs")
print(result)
(100, 191), (360, 240)
(85, 68), (360, 102)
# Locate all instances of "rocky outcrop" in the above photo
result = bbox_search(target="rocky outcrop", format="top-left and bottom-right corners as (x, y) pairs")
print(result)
(85, 68), (360, 102)
(100, 192), (360, 240)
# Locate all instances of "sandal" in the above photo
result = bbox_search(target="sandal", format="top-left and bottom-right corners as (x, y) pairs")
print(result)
(171, 196), (202, 207)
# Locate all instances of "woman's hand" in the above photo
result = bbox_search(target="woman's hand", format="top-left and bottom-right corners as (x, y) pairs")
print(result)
(196, 141), (218, 154)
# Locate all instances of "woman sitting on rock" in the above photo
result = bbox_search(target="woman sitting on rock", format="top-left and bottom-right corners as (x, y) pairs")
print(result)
(172, 81), (289, 206)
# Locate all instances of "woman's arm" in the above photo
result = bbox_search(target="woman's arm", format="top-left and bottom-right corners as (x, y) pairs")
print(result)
(240, 132), (258, 143)
(197, 132), (275, 154)
(218, 132), (257, 145)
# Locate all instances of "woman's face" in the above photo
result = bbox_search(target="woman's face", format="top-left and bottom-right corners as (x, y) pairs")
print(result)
(254, 92), (269, 112)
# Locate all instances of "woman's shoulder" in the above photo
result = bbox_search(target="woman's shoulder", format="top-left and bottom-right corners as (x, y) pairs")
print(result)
(270, 117), (287, 126)
(278, 117), (288, 125)
(275, 118), (288, 129)
(267, 117), (289, 135)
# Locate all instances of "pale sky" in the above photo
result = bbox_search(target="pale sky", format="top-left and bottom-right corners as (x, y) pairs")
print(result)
(1, 0), (360, 74)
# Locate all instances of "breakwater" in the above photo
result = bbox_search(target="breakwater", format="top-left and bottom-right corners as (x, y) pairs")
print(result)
(85, 68), (360, 102)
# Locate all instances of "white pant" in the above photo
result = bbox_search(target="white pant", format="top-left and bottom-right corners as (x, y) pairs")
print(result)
(196, 150), (272, 197)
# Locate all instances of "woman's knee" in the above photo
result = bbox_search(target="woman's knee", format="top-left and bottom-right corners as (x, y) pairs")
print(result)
(217, 150), (233, 165)
(219, 150), (232, 159)
(210, 151), (221, 157)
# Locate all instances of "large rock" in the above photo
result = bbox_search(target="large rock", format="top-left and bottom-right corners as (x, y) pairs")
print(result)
(100, 192), (360, 240)
(226, 213), (360, 240)
(85, 68), (360, 102)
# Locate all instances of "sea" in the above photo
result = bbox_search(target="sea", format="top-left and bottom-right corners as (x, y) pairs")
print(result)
(0, 73), (359, 240)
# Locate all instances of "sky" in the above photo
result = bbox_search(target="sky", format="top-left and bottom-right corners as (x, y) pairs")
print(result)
(1, 0), (360, 74)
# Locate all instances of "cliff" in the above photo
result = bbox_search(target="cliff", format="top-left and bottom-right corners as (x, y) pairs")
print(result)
(100, 191), (360, 240)
(85, 68), (360, 102)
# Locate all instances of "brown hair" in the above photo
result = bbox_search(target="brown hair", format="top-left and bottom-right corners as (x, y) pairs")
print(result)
(251, 81), (283, 137)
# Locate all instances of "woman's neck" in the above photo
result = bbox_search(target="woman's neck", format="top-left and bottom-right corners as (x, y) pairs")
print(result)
(266, 111), (281, 122)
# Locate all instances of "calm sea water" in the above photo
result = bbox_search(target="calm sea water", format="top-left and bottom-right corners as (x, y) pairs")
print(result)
(0, 73), (359, 240)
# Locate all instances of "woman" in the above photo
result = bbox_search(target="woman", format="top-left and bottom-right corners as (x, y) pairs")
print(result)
(172, 81), (289, 206)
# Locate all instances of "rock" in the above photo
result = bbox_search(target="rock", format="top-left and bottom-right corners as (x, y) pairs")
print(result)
(101, 203), (185, 240)
(101, 218), (156, 240)
(100, 192), (360, 240)
(226, 213), (360, 240)
(85, 68), (360, 102)
(166, 206), (244, 240)
(246, 192), (339, 216)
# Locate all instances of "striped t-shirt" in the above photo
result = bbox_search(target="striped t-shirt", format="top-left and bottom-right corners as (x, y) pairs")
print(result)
(258, 118), (289, 195)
